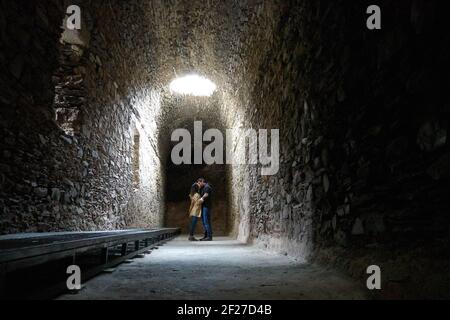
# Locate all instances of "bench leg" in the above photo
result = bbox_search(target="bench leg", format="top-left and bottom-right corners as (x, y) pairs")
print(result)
(121, 243), (127, 256)
(101, 247), (109, 264)
(135, 241), (140, 251)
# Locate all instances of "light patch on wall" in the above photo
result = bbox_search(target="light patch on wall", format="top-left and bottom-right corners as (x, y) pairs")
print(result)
(169, 74), (217, 97)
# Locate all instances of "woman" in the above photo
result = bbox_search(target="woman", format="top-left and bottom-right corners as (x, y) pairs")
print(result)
(188, 182), (202, 241)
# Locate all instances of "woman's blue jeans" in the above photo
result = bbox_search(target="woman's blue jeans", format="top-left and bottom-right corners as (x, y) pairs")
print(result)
(189, 216), (198, 236)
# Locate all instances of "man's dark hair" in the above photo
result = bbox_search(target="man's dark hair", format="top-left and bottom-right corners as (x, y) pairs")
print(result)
(197, 178), (207, 183)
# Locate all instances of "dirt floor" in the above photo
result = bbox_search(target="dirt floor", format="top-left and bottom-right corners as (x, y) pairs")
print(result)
(58, 236), (368, 300)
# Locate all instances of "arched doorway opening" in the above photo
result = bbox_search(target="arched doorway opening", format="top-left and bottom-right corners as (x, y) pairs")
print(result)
(163, 117), (231, 236)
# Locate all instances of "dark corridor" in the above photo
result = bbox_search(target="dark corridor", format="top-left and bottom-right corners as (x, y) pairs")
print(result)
(0, 0), (450, 302)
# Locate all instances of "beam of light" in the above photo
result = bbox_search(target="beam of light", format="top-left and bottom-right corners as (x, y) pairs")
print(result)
(169, 74), (217, 97)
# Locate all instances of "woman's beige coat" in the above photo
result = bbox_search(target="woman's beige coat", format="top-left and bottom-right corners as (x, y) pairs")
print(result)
(189, 193), (202, 218)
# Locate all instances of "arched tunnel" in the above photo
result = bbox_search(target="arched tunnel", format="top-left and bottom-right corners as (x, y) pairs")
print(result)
(0, 0), (450, 301)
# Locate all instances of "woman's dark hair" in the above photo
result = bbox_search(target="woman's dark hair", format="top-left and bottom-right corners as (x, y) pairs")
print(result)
(190, 183), (199, 196)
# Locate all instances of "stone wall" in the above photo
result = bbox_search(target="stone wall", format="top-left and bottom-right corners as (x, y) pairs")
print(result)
(227, 0), (450, 298)
(0, 1), (165, 233)
(0, 0), (68, 233)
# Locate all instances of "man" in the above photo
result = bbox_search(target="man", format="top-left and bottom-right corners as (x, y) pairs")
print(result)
(197, 178), (213, 241)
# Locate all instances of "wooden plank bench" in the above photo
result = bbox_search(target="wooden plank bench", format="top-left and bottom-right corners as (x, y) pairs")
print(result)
(0, 228), (180, 299)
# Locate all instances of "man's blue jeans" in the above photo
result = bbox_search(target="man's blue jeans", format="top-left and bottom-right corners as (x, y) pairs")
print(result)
(189, 207), (212, 238)
(201, 207), (212, 239)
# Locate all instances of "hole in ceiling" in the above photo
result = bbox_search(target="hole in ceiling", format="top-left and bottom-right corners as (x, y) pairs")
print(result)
(169, 74), (217, 97)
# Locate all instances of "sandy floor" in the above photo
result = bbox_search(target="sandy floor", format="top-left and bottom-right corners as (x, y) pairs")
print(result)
(58, 236), (368, 300)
